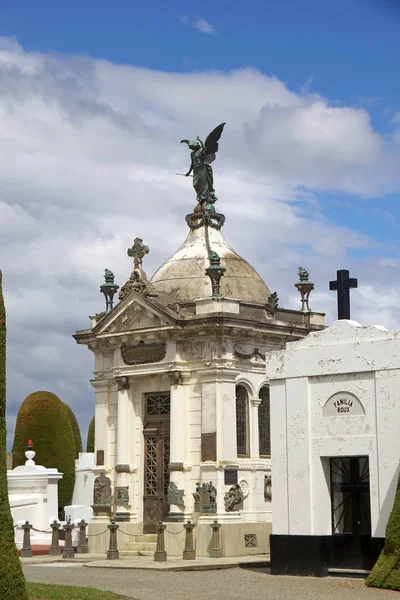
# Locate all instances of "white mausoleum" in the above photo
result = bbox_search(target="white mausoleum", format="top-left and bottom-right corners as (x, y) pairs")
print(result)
(266, 319), (400, 575)
(74, 207), (324, 556)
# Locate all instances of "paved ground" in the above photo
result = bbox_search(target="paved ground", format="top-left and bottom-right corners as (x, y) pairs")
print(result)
(23, 564), (399, 600)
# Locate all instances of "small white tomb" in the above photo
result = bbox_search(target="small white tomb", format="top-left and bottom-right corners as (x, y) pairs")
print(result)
(266, 320), (400, 575)
(8, 441), (63, 548)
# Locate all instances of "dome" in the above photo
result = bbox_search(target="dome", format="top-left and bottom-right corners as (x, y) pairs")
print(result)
(150, 212), (270, 304)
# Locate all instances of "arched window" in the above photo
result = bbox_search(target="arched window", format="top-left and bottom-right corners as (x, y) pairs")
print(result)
(259, 386), (271, 456)
(236, 385), (249, 457)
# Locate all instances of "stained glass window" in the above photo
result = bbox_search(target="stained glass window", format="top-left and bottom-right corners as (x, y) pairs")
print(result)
(259, 386), (271, 457)
(236, 385), (249, 457)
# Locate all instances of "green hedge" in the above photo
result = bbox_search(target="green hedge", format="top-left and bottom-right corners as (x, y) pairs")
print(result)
(86, 416), (95, 453)
(366, 473), (400, 590)
(12, 391), (76, 510)
(0, 270), (28, 599)
(63, 403), (82, 458)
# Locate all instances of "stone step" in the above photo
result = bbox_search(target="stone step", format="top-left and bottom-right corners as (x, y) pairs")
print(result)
(134, 534), (157, 543)
(328, 568), (370, 579)
(120, 550), (154, 557)
(124, 541), (157, 552)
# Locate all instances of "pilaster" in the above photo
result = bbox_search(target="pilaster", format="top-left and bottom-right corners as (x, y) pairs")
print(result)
(166, 370), (191, 522)
(250, 398), (261, 459)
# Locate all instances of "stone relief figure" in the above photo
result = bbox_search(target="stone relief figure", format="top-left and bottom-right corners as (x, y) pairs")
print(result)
(93, 472), (112, 506)
(224, 484), (244, 512)
(181, 123), (226, 210)
(168, 482), (185, 506)
(193, 481), (217, 513)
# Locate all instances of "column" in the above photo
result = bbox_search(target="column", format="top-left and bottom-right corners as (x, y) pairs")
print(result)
(167, 370), (190, 522)
(250, 398), (261, 459)
(115, 376), (131, 522)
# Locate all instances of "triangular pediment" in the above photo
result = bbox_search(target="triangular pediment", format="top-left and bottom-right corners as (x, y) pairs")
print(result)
(94, 292), (177, 336)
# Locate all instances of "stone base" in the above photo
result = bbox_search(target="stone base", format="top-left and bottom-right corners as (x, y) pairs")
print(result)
(196, 521), (271, 558)
(270, 534), (385, 576)
(115, 511), (130, 522)
(107, 550), (119, 560)
(166, 512), (185, 523)
(154, 551), (167, 562)
(48, 547), (62, 556)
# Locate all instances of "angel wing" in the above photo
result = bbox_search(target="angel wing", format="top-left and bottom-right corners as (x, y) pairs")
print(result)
(204, 122), (226, 164)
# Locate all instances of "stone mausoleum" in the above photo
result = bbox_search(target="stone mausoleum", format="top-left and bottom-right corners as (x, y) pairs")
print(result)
(74, 161), (324, 556)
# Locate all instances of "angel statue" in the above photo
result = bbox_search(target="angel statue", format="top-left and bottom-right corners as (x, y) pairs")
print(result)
(181, 122), (226, 210)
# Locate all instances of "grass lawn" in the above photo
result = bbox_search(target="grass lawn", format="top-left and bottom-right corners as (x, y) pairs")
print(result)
(27, 582), (130, 600)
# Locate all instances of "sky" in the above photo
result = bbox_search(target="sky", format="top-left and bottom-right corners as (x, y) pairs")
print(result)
(1, 0), (400, 450)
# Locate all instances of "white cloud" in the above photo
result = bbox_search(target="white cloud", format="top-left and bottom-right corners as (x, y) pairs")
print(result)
(180, 15), (216, 34)
(1, 37), (400, 449)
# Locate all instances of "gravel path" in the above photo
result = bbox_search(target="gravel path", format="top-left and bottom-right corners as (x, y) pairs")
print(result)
(23, 565), (399, 600)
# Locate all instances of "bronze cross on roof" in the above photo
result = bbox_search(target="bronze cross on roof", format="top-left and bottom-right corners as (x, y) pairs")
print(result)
(329, 269), (358, 320)
(127, 238), (149, 270)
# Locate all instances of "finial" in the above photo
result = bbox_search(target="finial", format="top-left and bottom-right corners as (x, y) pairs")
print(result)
(100, 269), (119, 313)
(295, 267), (314, 312)
(266, 292), (279, 317)
(25, 440), (36, 466)
(205, 251), (226, 298)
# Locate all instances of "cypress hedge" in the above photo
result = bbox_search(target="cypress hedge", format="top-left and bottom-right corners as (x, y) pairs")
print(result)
(366, 472), (400, 590)
(87, 416), (95, 453)
(0, 270), (28, 600)
(12, 391), (76, 510)
(64, 403), (82, 458)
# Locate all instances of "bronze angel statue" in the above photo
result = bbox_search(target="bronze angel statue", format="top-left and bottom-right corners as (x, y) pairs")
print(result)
(181, 122), (226, 209)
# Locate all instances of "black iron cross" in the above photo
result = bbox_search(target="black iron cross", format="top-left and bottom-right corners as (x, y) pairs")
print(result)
(329, 269), (358, 320)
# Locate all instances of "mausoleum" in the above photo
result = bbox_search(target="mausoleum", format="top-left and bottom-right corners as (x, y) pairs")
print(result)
(266, 319), (400, 575)
(74, 123), (325, 556)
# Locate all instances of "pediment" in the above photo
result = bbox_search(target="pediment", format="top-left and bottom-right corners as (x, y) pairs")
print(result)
(94, 293), (176, 335)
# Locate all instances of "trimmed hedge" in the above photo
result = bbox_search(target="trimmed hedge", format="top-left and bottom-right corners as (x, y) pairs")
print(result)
(366, 472), (400, 590)
(12, 391), (76, 510)
(63, 403), (82, 458)
(0, 270), (28, 599)
(87, 416), (95, 453)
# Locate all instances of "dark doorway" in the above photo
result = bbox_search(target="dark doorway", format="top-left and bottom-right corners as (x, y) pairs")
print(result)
(143, 392), (170, 534)
(330, 456), (372, 569)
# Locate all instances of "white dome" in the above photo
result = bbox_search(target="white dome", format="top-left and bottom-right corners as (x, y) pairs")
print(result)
(151, 213), (270, 304)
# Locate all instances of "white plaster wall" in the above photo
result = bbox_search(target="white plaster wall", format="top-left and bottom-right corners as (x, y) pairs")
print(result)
(267, 320), (400, 539)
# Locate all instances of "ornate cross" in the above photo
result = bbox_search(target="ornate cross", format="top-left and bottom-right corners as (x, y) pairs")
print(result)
(329, 269), (358, 320)
(127, 238), (149, 270)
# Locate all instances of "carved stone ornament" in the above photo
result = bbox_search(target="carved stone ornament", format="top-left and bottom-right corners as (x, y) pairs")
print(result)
(168, 482), (185, 507)
(121, 340), (166, 365)
(167, 370), (183, 385)
(239, 479), (250, 499)
(264, 474), (272, 502)
(224, 484), (244, 512)
(115, 486), (129, 506)
(93, 472), (112, 506)
(115, 376), (129, 391)
(118, 269), (149, 301)
(193, 481), (217, 513)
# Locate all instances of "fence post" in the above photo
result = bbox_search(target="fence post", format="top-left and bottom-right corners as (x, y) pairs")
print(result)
(49, 520), (61, 556)
(62, 518), (75, 559)
(209, 520), (222, 558)
(154, 521), (167, 562)
(183, 520), (196, 560)
(76, 519), (88, 554)
(107, 520), (119, 560)
(20, 521), (33, 558)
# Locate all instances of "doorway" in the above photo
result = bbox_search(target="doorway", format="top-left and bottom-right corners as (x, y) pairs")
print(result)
(143, 392), (170, 534)
(330, 456), (371, 569)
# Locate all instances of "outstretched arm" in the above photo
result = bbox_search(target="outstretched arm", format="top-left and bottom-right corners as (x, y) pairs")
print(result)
(185, 159), (193, 177)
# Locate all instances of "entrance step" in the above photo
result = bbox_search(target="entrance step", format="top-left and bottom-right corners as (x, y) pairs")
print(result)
(120, 550), (154, 557)
(124, 541), (157, 553)
(134, 534), (157, 543)
(328, 568), (370, 579)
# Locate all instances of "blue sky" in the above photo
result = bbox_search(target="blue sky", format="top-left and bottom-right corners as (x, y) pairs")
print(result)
(1, 0), (400, 446)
